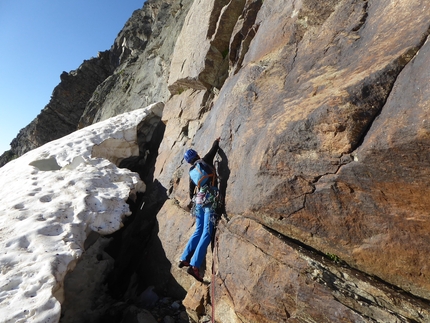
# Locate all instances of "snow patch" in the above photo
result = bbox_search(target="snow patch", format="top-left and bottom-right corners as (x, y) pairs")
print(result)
(92, 138), (139, 165)
(0, 103), (162, 323)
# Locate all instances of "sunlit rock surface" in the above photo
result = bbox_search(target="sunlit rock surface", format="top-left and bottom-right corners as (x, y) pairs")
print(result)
(0, 105), (161, 323)
(154, 0), (430, 321)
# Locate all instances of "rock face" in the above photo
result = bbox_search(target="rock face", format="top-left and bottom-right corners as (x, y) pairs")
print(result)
(213, 216), (430, 323)
(154, 0), (430, 321)
(78, 0), (194, 127)
(3, 0), (430, 322)
(168, 0), (245, 93)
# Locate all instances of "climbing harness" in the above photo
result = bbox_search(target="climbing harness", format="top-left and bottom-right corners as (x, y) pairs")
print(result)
(190, 158), (222, 215)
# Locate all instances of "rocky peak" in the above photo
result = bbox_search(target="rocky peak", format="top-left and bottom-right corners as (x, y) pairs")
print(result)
(5, 51), (114, 161)
(78, 0), (194, 128)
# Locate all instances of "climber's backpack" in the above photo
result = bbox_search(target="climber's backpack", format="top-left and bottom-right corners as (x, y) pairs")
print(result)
(189, 159), (216, 190)
(189, 159), (221, 210)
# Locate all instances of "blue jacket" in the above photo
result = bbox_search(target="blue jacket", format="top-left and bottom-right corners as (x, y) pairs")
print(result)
(189, 140), (219, 199)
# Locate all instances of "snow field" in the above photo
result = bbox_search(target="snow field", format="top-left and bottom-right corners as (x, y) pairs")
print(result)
(0, 103), (162, 323)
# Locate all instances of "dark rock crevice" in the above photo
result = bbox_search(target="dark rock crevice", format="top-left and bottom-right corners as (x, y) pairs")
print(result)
(346, 28), (430, 154)
(106, 118), (187, 300)
(207, 0), (232, 40)
(228, 0), (263, 74)
(168, 0), (255, 95)
(350, 0), (369, 32)
(60, 119), (189, 322)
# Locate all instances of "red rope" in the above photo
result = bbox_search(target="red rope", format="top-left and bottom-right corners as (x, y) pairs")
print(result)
(212, 154), (223, 323)
(211, 229), (218, 323)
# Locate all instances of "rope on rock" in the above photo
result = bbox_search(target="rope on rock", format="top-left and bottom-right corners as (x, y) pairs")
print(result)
(211, 228), (218, 323)
(211, 153), (222, 323)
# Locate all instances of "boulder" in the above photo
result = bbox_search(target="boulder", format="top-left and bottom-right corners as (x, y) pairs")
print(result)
(182, 283), (210, 323)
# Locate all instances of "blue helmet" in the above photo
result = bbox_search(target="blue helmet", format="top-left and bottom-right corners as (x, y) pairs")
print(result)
(184, 149), (198, 163)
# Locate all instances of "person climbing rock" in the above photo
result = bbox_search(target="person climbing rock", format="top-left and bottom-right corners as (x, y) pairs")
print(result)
(179, 138), (220, 282)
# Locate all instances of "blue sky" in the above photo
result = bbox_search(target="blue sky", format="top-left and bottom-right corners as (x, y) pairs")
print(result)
(0, 0), (145, 155)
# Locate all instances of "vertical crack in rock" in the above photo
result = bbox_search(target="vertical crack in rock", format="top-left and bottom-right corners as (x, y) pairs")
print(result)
(348, 27), (430, 154)
(229, 0), (263, 74)
(351, 0), (369, 32)
(303, 27), (430, 200)
(218, 275), (237, 308)
(288, 45), (299, 77)
(207, 0), (231, 39)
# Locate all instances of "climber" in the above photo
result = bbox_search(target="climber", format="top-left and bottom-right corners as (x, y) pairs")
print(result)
(178, 137), (221, 282)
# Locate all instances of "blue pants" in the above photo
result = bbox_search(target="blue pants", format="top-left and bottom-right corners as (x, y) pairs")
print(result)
(180, 204), (215, 268)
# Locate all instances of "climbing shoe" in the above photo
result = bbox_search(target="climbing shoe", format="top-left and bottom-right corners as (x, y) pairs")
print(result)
(178, 260), (190, 268)
(187, 266), (203, 282)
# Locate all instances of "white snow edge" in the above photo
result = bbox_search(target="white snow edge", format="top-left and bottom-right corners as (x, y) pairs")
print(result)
(0, 102), (163, 323)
